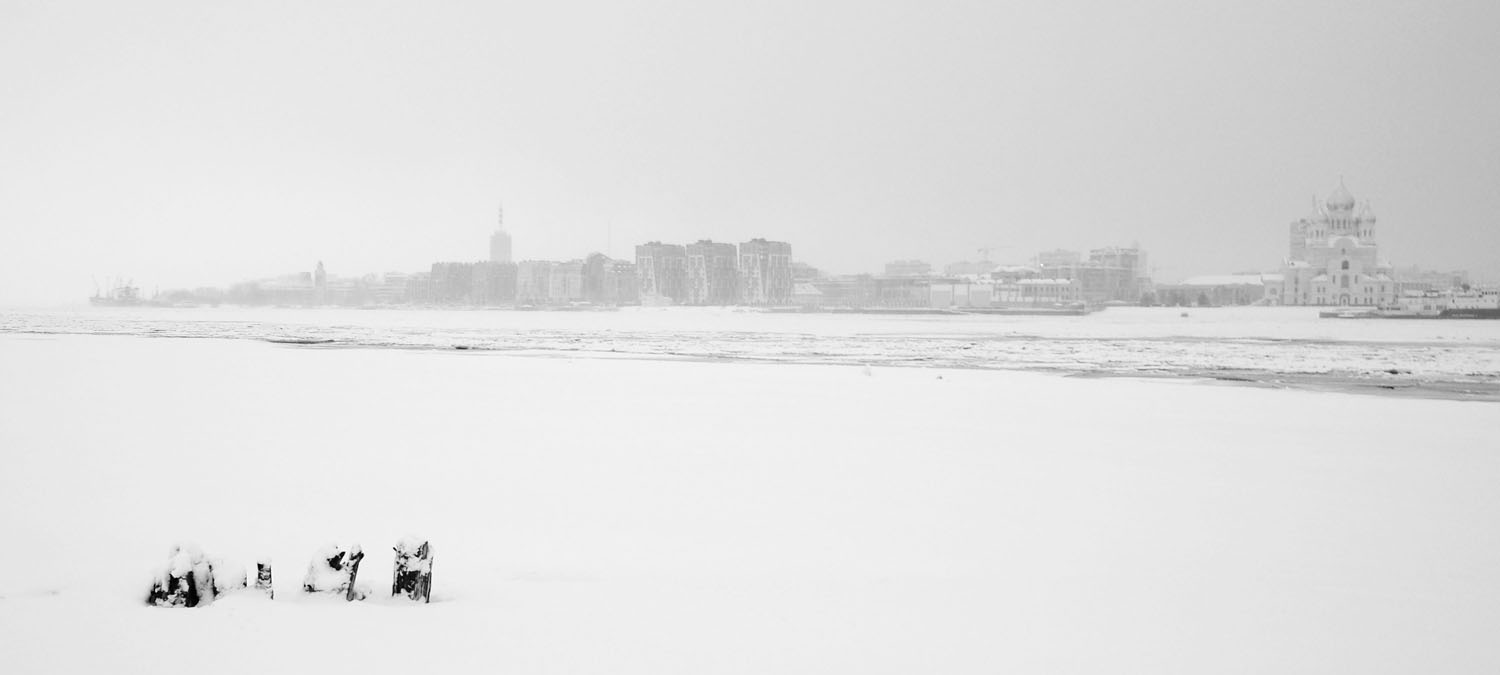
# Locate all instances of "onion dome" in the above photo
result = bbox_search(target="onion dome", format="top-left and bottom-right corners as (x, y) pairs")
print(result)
(1326, 181), (1356, 212)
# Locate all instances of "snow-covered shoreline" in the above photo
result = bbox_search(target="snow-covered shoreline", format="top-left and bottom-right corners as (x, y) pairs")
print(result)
(5, 306), (1499, 401)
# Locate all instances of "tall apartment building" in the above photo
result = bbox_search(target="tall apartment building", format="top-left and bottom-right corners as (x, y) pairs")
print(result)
(490, 206), (512, 263)
(516, 260), (555, 305)
(472, 261), (518, 306)
(635, 242), (687, 303)
(550, 260), (586, 303)
(430, 262), (475, 304)
(738, 238), (793, 305)
(685, 240), (739, 305)
(607, 259), (640, 305)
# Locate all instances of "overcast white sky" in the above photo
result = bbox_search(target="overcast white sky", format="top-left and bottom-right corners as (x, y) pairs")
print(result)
(2, 0), (1498, 304)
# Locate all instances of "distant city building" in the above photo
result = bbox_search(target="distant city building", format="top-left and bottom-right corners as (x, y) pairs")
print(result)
(738, 238), (793, 305)
(1394, 266), (1470, 294)
(490, 206), (512, 264)
(943, 260), (995, 276)
(472, 261), (518, 306)
(635, 242), (687, 304)
(796, 274), (878, 309)
(1281, 181), (1395, 306)
(1156, 273), (1280, 307)
(430, 262), (475, 304)
(403, 271), (432, 304)
(791, 262), (823, 281)
(370, 272), (411, 304)
(685, 240), (738, 305)
(884, 259), (932, 277)
(1035, 249), (1082, 269)
(929, 279), (995, 308)
(583, 253), (640, 305)
(993, 278), (1082, 306)
(1034, 246), (1150, 304)
(313, 261), (328, 303)
(516, 260), (556, 305)
(550, 260), (586, 303)
(607, 259), (640, 305)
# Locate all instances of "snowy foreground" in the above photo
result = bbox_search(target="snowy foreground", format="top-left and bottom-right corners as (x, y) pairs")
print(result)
(2, 330), (1499, 673)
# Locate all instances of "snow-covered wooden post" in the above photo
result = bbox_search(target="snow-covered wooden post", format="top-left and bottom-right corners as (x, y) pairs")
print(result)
(255, 558), (274, 599)
(146, 544), (217, 608)
(302, 544), (367, 601)
(344, 546), (365, 602)
(391, 537), (433, 603)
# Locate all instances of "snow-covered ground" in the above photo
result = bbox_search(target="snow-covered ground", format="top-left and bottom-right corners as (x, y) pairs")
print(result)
(6, 305), (1500, 399)
(1, 327), (1498, 673)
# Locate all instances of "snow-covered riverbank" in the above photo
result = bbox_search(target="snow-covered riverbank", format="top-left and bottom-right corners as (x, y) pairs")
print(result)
(6, 305), (1500, 400)
(2, 331), (1497, 674)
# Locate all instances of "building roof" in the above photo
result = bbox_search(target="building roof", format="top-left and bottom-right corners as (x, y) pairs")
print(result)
(1180, 274), (1267, 287)
(1016, 278), (1076, 285)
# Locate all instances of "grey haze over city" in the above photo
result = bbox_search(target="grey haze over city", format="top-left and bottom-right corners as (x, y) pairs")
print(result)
(7, 3), (1500, 673)
(2, 0), (1498, 306)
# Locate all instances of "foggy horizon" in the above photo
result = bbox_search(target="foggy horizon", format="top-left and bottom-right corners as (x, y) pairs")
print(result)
(4, 0), (1499, 305)
(5, 3), (1500, 668)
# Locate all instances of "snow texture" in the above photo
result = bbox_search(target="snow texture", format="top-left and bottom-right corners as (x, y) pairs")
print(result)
(2, 318), (1499, 673)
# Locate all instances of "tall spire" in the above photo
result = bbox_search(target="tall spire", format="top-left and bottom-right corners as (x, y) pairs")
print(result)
(497, 203), (505, 231)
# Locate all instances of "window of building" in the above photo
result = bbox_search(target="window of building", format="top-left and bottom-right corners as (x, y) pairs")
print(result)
(1341, 260), (1349, 270)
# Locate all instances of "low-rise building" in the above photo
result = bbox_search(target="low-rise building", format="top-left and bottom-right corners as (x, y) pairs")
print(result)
(884, 260), (932, 277)
(1156, 274), (1278, 306)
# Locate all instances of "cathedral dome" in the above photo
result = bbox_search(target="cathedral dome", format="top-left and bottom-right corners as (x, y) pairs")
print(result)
(1326, 181), (1356, 212)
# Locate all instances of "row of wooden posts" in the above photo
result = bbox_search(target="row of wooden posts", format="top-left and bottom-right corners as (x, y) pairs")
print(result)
(147, 539), (433, 607)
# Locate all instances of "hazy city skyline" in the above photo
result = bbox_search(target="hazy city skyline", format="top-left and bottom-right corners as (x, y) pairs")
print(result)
(3, 1), (1499, 305)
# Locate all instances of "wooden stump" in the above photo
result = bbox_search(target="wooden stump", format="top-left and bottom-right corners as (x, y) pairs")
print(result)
(302, 544), (367, 601)
(391, 538), (433, 603)
(344, 546), (366, 602)
(255, 559), (274, 599)
(147, 545), (216, 608)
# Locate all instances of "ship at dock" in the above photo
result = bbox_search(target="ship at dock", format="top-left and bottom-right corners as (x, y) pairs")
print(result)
(89, 279), (163, 307)
(1321, 288), (1500, 319)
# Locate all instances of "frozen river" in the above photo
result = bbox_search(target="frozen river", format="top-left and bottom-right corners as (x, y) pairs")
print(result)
(5, 305), (1500, 400)
(1, 326), (1496, 674)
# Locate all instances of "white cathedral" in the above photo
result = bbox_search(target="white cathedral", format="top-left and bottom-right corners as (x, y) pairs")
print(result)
(1280, 181), (1396, 306)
